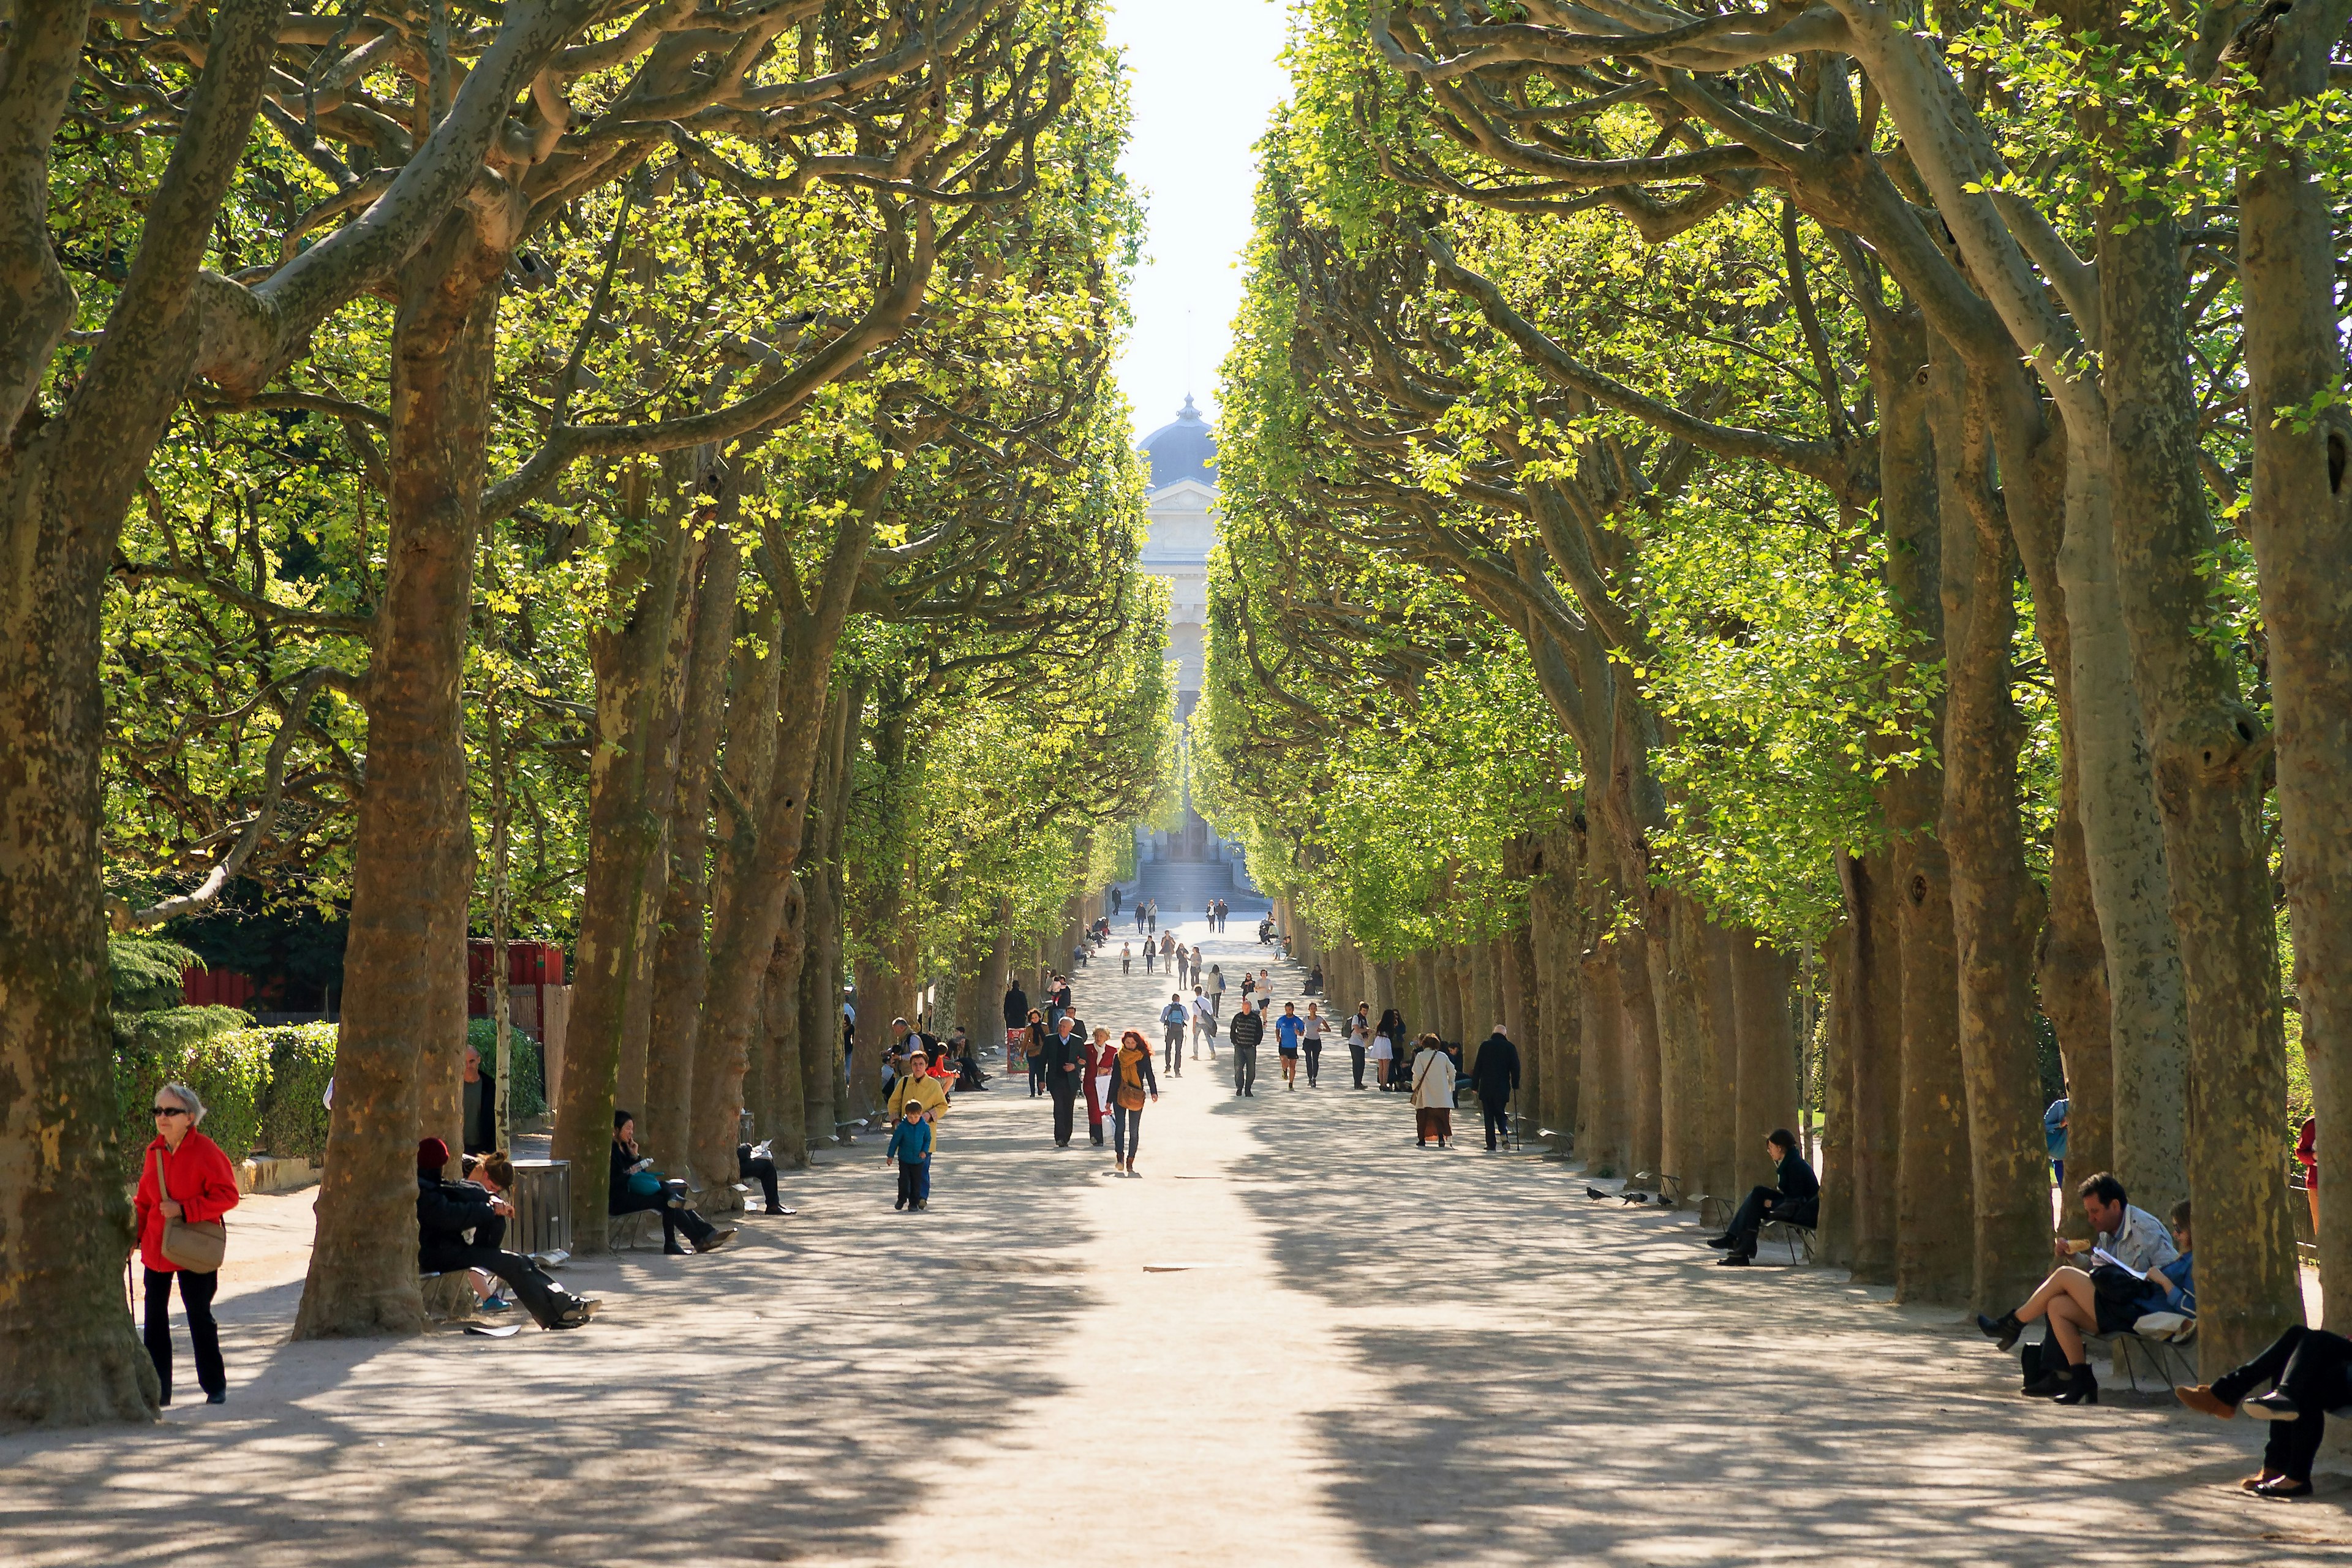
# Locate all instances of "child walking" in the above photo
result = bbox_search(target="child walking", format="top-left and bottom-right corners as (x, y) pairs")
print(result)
(887, 1106), (934, 1212)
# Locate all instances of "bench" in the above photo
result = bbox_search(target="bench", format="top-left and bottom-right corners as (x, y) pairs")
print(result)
(2081, 1314), (2198, 1392)
(1757, 1219), (1819, 1264)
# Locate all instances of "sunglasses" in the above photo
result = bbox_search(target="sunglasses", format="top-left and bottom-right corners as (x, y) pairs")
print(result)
(152, 1106), (189, 1117)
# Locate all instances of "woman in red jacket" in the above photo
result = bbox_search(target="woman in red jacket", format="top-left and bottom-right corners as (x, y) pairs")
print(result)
(131, 1082), (241, 1405)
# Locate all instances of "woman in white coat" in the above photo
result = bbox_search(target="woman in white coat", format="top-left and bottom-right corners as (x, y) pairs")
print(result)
(1409, 1033), (1457, 1148)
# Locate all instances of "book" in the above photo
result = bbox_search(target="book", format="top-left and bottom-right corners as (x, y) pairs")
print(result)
(2090, 1246), (2147, 1281)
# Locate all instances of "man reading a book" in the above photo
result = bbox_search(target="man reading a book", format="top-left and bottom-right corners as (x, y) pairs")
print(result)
(1971, 1175), (2190, 1406)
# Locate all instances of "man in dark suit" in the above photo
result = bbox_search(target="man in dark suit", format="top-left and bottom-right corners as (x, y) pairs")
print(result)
(1468, 1027), (1521, 1151)
(1043, 1014), (1087, 1147)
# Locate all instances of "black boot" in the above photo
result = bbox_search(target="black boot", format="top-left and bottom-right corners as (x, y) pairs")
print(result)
(1705, 1234), (1737, 1250)
(2052, 1361), (2099, 1405)
(1977, 1311), (2024, 1352)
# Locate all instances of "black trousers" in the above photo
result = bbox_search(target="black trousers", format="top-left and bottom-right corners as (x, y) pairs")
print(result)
(1725, 1187), (1817, 1254)
(1232, 1044), (1258, 1094)
(1303, 1042), (1322, 1085)
(2215, 1325), (2352, 1480)
(1028, 1057), (1046, 1096)
(143, 1267), (223, 1403)
(1350, 1046), (1367, 1087)
(419, 1236), (575, 1327)
(737, 1147), (782, 1212)
(1049, 1077), (1079, 1144)
(1480, 1092), (1511, 1148)
(1164, 1025), (1185, 1070)
(610, 1188), (716, 1251)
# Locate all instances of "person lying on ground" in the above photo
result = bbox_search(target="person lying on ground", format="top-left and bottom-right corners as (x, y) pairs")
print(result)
(421, 1139), (597, 1329)
(609, 1111), (735, 1256)
(1708, 1129), (1821, 1266)
(2177, 1310), (2350, 1500)
(1976, 1184), (2189, 1406)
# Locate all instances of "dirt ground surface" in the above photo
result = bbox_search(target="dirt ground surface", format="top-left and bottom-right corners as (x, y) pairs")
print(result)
(5, 911), (2348, 1566)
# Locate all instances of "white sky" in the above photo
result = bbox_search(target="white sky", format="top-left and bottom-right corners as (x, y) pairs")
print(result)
(1103, 0), (1293, 445)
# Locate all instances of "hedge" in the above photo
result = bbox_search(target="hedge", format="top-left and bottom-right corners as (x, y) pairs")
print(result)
(112, 1007), (264, 1185)
(115, 1017), (551, 1182)
(466, 1017), (547, 1122)
(251, 1022), (339, 1161)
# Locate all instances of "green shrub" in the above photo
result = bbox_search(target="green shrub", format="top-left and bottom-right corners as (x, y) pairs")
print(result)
(467, 1016), (546, 1122)
(110, 933), (203, 1013)
(251, 1023), (339, 1161)
(113, 1007), (264, 1183)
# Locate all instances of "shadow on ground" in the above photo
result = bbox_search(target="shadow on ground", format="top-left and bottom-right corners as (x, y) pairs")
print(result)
(0, 1095), (1094, 1568)
(1218, 1081), (2349, 1567)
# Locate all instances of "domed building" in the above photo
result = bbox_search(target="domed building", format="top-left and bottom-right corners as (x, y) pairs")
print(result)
(1137, 395), (1217, 696)
(1136, 397), (1240, 871)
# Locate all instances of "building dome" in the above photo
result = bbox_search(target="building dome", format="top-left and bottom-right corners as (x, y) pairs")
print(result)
(1140, 395), (1217, 490)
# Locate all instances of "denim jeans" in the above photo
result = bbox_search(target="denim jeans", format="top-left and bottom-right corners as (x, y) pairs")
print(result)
(1114, 1105), (1145, 1161)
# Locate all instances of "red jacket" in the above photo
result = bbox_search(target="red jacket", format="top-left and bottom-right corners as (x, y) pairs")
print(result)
(131, 1131), (240, 1273)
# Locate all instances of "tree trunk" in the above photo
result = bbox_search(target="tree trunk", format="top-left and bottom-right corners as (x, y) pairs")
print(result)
(1620, 931), (1664, 1182)
(2103, 209), (2299, 1368)
(642, 527), (741, 1167)
(1816, 931), (1855, 1268)
(1580, 937), (1629, 1175)
(1526, 831), (1585, 1153)
(0, 0), (286, 1421)
(296, 219), (505, 1335)
(2237, 24), (2352, 1330)
(1842, 851), (1904, 1285)
(547, 471), (692, 1255)
(1732, 937), (1798, 1193)
(1931, 344), (2059, 1312)
(1694, 919), (1742, 1200)
(2040, 762), (2113, 1240)
(761, 891), (809, 1166)
(1649, 899), (1708, 1195)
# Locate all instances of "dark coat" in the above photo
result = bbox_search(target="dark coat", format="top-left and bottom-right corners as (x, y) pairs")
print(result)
(1228, 1009), (1267, 1050)
(1469, 1033), (1521, 1098)
(1774, 1149), (1820, 1202)
(418, 1175), (500, 1248)
(462, 1068), (497, 1155)
(1042, 1026), (1087, 1077)
(1003, 986), (1030, 1028)
(609, 1140), (654, 1209)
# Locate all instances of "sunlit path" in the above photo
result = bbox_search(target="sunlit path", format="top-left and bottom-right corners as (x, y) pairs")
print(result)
(0, 905), (2318, 1566)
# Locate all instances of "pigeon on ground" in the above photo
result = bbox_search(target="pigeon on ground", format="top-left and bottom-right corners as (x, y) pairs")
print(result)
(1620, 1191), (1652, 1205)
(1585, 1186), (1610, 1201)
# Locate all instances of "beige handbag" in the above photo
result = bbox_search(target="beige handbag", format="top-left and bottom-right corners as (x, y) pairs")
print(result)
(153, 1145), (227, 1273)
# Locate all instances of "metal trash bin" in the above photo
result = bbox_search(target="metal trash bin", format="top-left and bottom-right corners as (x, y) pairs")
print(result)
(507, 1159), (571, 1259)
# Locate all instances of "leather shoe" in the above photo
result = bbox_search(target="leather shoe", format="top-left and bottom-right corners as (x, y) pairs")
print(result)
(1705, 1235), (1736, 1250)
(2174, 1384), (2236, 1420)
(1716, 1252), (1749, 1267)
(2252, 1475), (2313, 1499)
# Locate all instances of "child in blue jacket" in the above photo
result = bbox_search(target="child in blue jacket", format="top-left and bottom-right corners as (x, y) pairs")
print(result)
(886, 1107), (934, 1212)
